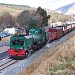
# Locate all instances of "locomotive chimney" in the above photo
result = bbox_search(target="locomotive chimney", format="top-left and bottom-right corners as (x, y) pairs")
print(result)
(26, 26), (29, 36)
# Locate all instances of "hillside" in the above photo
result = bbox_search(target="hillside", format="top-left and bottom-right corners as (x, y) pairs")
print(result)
(0, 3), (31, 15)
(56, 2), (75, 15)
(44, 8), (72, 25)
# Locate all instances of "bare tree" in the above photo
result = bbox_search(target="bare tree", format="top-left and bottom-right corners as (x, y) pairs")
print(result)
(0, 12), (16, 28)
(17, 10), (43, 29)
(17, 10), (31, 28)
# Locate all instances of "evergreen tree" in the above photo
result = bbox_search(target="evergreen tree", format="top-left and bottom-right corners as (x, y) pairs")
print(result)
(36, 7), (50, 27)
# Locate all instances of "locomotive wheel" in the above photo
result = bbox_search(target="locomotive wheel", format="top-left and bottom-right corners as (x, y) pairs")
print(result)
(25, 50), (31, 58)
(32, 45), (37, 50)
(38, 43), (43, 49)
(44, 40), (48, 45)
(33, 46), (37, 50)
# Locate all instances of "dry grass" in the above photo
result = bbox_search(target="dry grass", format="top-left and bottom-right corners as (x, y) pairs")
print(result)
(0, 6), (22, 16)
(19, 32), (75, 75)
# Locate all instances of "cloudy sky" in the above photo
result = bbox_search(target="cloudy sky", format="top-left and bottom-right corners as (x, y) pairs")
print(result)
(0, 0), (74, 10)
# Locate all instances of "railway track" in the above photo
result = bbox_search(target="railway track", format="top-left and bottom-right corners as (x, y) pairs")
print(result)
(0, 58), (18, 72)
(0, 56), (8, 61)
(0, 42), (9, 47)
(0, 51), (8, 61)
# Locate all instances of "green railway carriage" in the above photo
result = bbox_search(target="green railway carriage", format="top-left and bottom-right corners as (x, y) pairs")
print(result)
(8, 28), (49, 58)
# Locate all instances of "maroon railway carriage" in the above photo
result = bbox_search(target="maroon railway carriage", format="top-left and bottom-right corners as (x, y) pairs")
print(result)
(48, 23), (75, 42)
(56, 24), (72, 35)
(48, 27), (63, 42)
(57, 23), (75, 34)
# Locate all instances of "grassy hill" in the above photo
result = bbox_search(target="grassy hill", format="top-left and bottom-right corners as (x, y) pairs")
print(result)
(0, 3), (31, 10)
(0, 3), (31, 15)
(46, 9), (72, 24)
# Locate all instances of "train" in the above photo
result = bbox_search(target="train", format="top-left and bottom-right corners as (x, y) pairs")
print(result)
(8, 23), (75, 59)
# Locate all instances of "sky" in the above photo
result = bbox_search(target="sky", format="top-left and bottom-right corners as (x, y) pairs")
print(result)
(0, 0), (74, 10)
